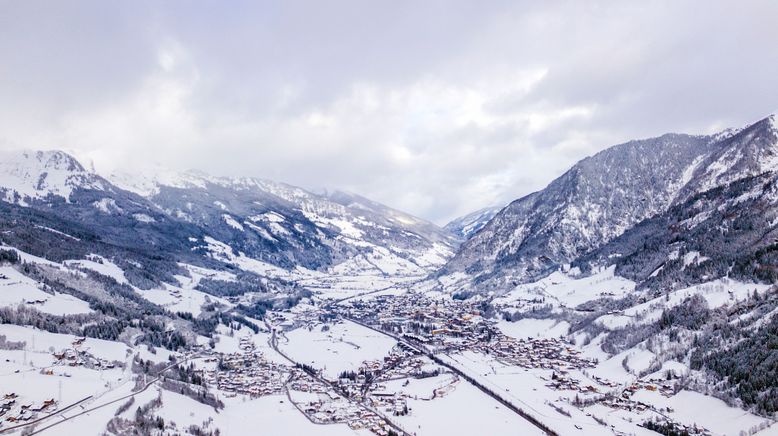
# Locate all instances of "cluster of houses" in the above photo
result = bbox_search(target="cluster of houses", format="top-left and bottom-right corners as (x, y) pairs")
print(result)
(201, 341), (289, 397)
(290, 386), (393, 434)
(190, 333), (403, 436)
(340, 293), (496, 351)
(333, 347), (413, 398)
(590, 374), (620, 389)
(600, 394), (652, 412)
(1, 393), (57, 426)
(332, 346), (441, 415)
(478, 335), (598, 373)
(630, 379), (676, 398)
(50, 337), (117, 370)
(201, 291), (709, 436)
(640, 419), (711, 436)
(337, 407), (395, 436)
(338, 292), (602, 380)
(544, 371), (601, 394)
(335, 291), (704, 431)
(589, 380), (680, 419)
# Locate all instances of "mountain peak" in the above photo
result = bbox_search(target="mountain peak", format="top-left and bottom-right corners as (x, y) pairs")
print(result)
(766, 112), (777, 132)
(0, 149), (103, 205)
(676, 113), (778, 199)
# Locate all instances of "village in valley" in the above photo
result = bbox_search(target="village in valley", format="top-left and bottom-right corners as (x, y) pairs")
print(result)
(1, 267), (774, 436)
(127, 285), (725, 436)
(327, 291), (713, 436)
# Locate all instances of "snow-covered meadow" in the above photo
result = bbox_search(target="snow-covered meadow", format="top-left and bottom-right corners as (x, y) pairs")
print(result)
(280, 320), (397, 379)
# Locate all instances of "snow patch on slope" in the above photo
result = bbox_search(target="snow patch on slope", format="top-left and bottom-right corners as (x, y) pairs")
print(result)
(222, 214), (245, 231)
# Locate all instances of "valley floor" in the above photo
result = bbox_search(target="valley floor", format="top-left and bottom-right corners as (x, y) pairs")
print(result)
(0, 257), (776, 436)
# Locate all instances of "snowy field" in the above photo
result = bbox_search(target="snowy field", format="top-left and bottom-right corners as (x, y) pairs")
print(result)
(280, 320), (397, 379)
(0, 324), (134, 435)
(299, 268), (420, 302)
(216, 395), (370, 435)
(301, 274), (407, 301)
(63, 255), (128, 284)
(494, 265), (636, 310)
(392, 377), (547, 436)
(439, 344), (775, 436)
(440, 351), (635, 435)
(0, 266), (93, 315)
(631, 389), (773, 436)
(497, 318), (571, 339)
(139, 264), (234, 317)
(382, 372), (457, 400)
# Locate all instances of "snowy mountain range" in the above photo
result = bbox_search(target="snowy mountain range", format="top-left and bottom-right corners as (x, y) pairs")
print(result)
(2, 115), (775, 295)
(1, 115), (777, 435)
(0, 150), (457, 290)
(439, 114), (778, 294)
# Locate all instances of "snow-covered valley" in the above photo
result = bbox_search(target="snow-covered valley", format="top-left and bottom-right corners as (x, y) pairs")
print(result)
(0, 244), (775, 436)
(1, 113), (778, 436)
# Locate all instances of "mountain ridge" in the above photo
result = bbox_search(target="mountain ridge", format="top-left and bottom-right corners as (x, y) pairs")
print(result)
(439, 114), (778, 293)
(0, 150), (457, 290)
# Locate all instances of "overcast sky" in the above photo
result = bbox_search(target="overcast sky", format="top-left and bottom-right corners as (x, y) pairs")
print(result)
(1, 1), (777, 224)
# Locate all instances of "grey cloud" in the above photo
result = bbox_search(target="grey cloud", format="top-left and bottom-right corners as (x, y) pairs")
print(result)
(1, 0), (777, 224)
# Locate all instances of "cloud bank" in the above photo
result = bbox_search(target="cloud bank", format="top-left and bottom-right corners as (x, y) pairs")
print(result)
(1, 0), (777, 223)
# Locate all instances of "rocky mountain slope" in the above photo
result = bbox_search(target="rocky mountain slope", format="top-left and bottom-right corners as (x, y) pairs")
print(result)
(440, 114), (778, 293)
(108, 169), (457, 276)
(467, 115), (778, 422)
(577, 171), (778, 291)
